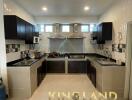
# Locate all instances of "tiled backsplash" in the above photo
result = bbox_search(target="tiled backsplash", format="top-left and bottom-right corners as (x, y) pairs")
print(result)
(112, 44), (126, 53)
(6, 40), (30, 62)
(6, 44), (20, 53)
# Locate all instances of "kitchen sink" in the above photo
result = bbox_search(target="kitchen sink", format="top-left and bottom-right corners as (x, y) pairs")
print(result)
(96, 59), (120, 66)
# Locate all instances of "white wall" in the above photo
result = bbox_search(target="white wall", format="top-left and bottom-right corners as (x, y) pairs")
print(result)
(36, 32), (95, 53)
(36, 33), (50, 53)
(97, 0), (132, 62)
(0, 0), (8, 94)
(35, 16), (98, 24)
(35, 16), (97, 53)
(4, 0), (35, 62)
(4, 0), (35, 24)
(83, 33), (96, 53)
(49, 38), (84, 53)
(6, 40), (29, 62)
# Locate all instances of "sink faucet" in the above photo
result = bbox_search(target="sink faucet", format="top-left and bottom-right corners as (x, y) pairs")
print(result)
(104, 48), (112, 61)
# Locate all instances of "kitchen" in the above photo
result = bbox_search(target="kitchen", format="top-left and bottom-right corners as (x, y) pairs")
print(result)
(0, 0), (132, 100)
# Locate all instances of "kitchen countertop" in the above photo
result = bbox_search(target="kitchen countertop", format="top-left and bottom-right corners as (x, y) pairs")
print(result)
(7, 54), (126, 68)
(46, 56), (87, 61)
(7, 56), (45, 67)
(86, 55), (126, 69)
(46, 57), (66, 61)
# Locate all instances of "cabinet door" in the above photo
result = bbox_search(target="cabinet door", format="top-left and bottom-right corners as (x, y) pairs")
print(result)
(68, 61), (87, 73)
(96, 68), (102, 91)
(87, 61), (96, 87)
(37, 66), (43, 86)
(46, 61), (65, 73)
(102, 23), (112, 40)
(4, 15), (17, 39)
(4, 15), (26, 40)
(25, 23), (33, 44)
(42, 60), (47, 74)
(97, 24), (105, 44)
(97, 24), (102, 41)
(89, 65), (96, 87)
(33, 25), (39, 37)
(17, 18), (26, 40)
(87, 60), (91, 73)
(30, 66), (37, 95)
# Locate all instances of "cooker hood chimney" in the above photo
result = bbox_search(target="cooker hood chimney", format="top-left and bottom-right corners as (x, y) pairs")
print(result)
(48, 33), (85, 39)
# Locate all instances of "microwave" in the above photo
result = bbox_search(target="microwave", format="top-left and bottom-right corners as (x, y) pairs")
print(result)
(33, 36), (40, 44)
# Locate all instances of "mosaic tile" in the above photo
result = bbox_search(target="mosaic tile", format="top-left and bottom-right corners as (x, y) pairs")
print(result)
(6, 44), (21, 53)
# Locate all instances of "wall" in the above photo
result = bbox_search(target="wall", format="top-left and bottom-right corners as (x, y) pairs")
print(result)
(36, 32), (95, 53)
(4, 0), (35, 62)
(35, 16), (98, 24)
(6, 40), (29, 62)
(97, 0), (132, 62)
(83, 33), (96, 53)
(4, 0), (35, 24)
(36, 33), (50, 53)
(35, 16), (97, 53)
(0, 0), (8, 94)
(49, 38), (84, 53)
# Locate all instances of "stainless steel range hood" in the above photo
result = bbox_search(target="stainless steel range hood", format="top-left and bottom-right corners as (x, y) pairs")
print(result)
(48, 33), (85, 39)
(49, 33), (84, 53)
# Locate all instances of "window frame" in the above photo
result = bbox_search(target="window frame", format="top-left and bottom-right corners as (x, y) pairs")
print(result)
(90, 24), (97, 32)
(38, 23), (97, 33)
(39, 24), (45, 32)
(44, 24), (53, 33)
(81, 24), (90, 33)
(61, 24), (70, 33)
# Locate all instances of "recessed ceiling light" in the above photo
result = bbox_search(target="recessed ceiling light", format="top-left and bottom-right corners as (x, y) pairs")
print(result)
(84, 6), (90, 11)
(42, 7), (47, 11)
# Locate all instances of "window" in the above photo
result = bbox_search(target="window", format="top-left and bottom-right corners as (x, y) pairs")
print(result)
(81, 25), (89, 32)
(45, 25), (53, 32)
(90, 24), (97, 32)
(62, 25), (70, 32)
(38, 24), (96, 33)
(40, 25), (44, 32)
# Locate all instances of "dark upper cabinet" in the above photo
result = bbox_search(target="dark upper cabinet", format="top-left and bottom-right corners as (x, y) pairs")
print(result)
(25, 24), (39, 44)
(4, 15), (39, 44)
(25, 23), (33, 44)
(92, 22), (112, 44)
(17, 18), (26, 40)
(4, 15), (26, 40)
(97, 22), (112, 40)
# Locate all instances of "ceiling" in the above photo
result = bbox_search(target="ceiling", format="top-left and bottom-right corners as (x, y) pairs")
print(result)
(12, 0), (117, 17)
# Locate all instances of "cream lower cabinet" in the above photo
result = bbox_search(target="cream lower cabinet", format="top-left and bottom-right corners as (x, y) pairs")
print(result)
(95, 64), (125, 98)
(30, 61), (39, 95)
(7, 59), (43, 99)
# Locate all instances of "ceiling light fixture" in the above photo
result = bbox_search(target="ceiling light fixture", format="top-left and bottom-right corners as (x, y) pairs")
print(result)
(42, 7), (47, 11)
(84, 6), (90, 11)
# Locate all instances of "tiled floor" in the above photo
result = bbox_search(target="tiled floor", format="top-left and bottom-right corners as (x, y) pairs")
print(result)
(29, 74), (101, 100)
(8, 74), (125, 100)
(8, 74), (106, 100)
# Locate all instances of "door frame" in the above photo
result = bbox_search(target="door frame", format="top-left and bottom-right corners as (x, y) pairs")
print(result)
(124, 22), (132, 99)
